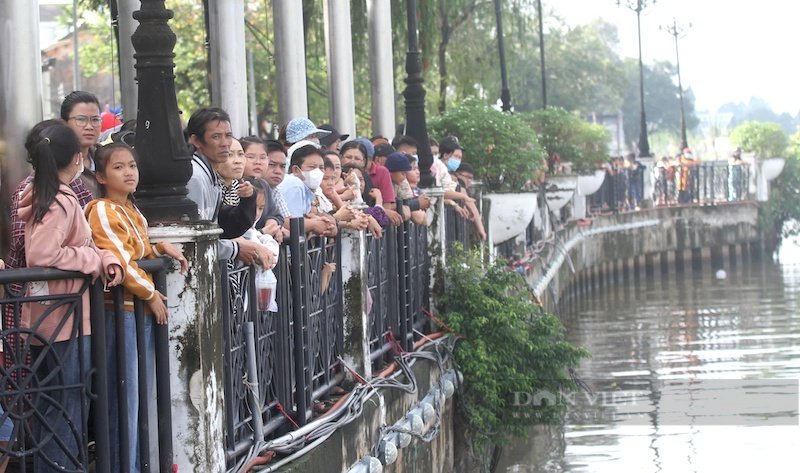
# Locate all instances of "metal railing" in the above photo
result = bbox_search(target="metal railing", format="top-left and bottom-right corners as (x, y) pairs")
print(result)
(591, 161), (751, 213)
(0, 258), (173, 472)
(221, 218), (345, 468)
(367, 219), (434, 373)
(444, 204), (471, 255)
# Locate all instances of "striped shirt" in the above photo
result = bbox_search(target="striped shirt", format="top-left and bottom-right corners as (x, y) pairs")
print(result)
(85, 198), (165, 310)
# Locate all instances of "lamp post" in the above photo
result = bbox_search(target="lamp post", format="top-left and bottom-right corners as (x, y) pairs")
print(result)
(494, 0), (511, 112)
(662, 18), (690, 150)
(131, 0), (196, 222)
(403, 0), (434, 187)
(618, 0), (655, 157)
(536, 0), (547, 108)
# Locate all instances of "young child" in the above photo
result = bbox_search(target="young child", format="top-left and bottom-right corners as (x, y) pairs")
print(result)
(84, 142), (187, 473)
(242, 178), (280, 309)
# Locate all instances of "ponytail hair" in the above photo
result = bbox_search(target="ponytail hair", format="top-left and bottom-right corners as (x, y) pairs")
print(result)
(30, 124), (80, 224)
(24, 119), (63, 164)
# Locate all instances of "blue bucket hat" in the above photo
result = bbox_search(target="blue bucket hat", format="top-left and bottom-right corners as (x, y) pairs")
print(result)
(286, 117), (330, 144)
(355, 137), (375, 160)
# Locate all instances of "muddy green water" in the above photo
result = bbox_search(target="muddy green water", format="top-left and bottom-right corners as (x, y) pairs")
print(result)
(498, 243), (800, 472)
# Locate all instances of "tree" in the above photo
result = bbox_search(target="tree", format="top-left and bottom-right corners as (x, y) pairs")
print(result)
(730, 121), (788, 159)
(621, 59), (700, 154)
(760, 132), (800, 236)
(522, 107), (611, 174)
(428, 98), (545, 191)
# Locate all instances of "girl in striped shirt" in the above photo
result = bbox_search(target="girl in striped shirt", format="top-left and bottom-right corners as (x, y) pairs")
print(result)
(85, 142), (187, 473)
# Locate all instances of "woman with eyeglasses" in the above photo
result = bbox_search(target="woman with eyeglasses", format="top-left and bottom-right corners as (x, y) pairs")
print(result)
(61, 90), (103, 197)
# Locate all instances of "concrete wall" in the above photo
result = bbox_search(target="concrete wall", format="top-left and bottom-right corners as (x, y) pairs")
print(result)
(527, 202), (769, 309)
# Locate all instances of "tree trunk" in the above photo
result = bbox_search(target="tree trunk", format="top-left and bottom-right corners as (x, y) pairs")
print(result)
(438, 33), (450, 114)
(438, 0), (451, 114)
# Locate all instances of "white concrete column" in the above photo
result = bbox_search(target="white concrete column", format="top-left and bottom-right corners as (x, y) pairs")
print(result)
(149, 226), (226, 471)
(323, 0), (356, 137)
(117, 0), (139, 119)
(273, 0), (309, 123)
(208, 0), (249, 136)
(367, 0), (396, 138)
(0, 0), (41, 192)
(339, 229), (372, 380)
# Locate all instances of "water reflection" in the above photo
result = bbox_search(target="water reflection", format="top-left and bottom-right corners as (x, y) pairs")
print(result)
(499, 245), (800, 473)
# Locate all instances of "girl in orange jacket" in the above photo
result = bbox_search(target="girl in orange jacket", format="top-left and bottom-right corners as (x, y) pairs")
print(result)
(85, 142), (187, 473)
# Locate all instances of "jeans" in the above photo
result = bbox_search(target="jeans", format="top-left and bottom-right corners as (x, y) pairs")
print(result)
(31, 336), (91, 473)
(106, 310), (155, 473)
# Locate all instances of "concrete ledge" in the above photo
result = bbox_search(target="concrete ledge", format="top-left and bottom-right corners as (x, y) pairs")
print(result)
(528, 202), (768, 308)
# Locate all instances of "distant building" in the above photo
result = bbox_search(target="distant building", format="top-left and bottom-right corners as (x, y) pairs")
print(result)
(589, 111), (626, 157)
(40, 4), (118, 118)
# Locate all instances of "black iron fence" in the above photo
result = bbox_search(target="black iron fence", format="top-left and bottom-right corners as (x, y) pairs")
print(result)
(221, 218), (345, 468)
(653, 161), (751, 206)
(366, 220), (432, 374)
(0, 258), (173, 472)
(591, 161), (751, 213)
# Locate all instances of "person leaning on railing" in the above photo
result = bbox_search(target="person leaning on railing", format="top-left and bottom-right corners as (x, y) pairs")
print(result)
(18, 123), (124, 472)
(320, 153), (383, 238)
(84, 141), (188, 473)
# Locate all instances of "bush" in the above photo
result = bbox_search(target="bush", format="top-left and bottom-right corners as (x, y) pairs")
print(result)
(761, 132), (800, 236)
(428, 99), (546, 191)
(440, 250), (588, 453)
(730, 121), (788, 159)
(522, 107), (611, 174)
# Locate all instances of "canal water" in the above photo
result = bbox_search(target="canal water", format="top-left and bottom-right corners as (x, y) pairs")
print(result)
(498, 242), (800, 472)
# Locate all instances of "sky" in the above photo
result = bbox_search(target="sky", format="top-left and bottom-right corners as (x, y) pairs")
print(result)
(552, 0), (800, 115)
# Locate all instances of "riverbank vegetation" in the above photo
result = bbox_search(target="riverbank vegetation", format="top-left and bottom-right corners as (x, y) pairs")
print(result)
(439, 250), (588, 470)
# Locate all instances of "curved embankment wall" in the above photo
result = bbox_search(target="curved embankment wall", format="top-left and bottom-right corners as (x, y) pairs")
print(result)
(527, 202), (770, 309)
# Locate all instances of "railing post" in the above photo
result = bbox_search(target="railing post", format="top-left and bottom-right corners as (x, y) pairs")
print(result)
(289, 218), (312, 425)
(339, 228), (372, 379)
(147, 225), (225, 470)
(397, 220), (413, 351)
(89, 282), (112, 473)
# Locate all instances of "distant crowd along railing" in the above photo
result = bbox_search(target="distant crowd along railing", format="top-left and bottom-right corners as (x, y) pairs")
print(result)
(0, 258), (173, 472)
(591, 160), (752, 213)
(220, 210), (445, 470)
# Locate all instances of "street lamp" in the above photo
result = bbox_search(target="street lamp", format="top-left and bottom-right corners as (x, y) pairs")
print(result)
(403, 0), (435, 187)
(618, 0), (655, 157)
(536, 0), (547, 108)
(131, 0), (196, 222)
(661, 18), (691, 150)
(494, 0), (511, 112)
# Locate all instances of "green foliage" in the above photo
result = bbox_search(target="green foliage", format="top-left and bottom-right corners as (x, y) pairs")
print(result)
(760, 132), (800, 236)
(71, 1), (699, 148)
(621, 59), (701, 155)
(428, 99), (545, 191)
(522, 107), (611, 174)
(441, 250), (588, 451)
(730, 121), (788, 159)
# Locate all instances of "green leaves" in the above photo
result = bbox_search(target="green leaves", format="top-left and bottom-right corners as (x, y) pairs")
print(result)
(730, 121), (788, 159)
(440, 250), (588, 451)
(428, 99), (546, 191)
(522, 107), (611, 174)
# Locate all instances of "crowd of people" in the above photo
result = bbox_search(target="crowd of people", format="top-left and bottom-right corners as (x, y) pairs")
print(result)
(0, 90), (486, 472)
(591, 147), (748, 214)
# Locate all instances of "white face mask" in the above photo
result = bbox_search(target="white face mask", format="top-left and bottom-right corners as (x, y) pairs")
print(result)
(301, 168), (324, 191)
(72, 158), (85, 183)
